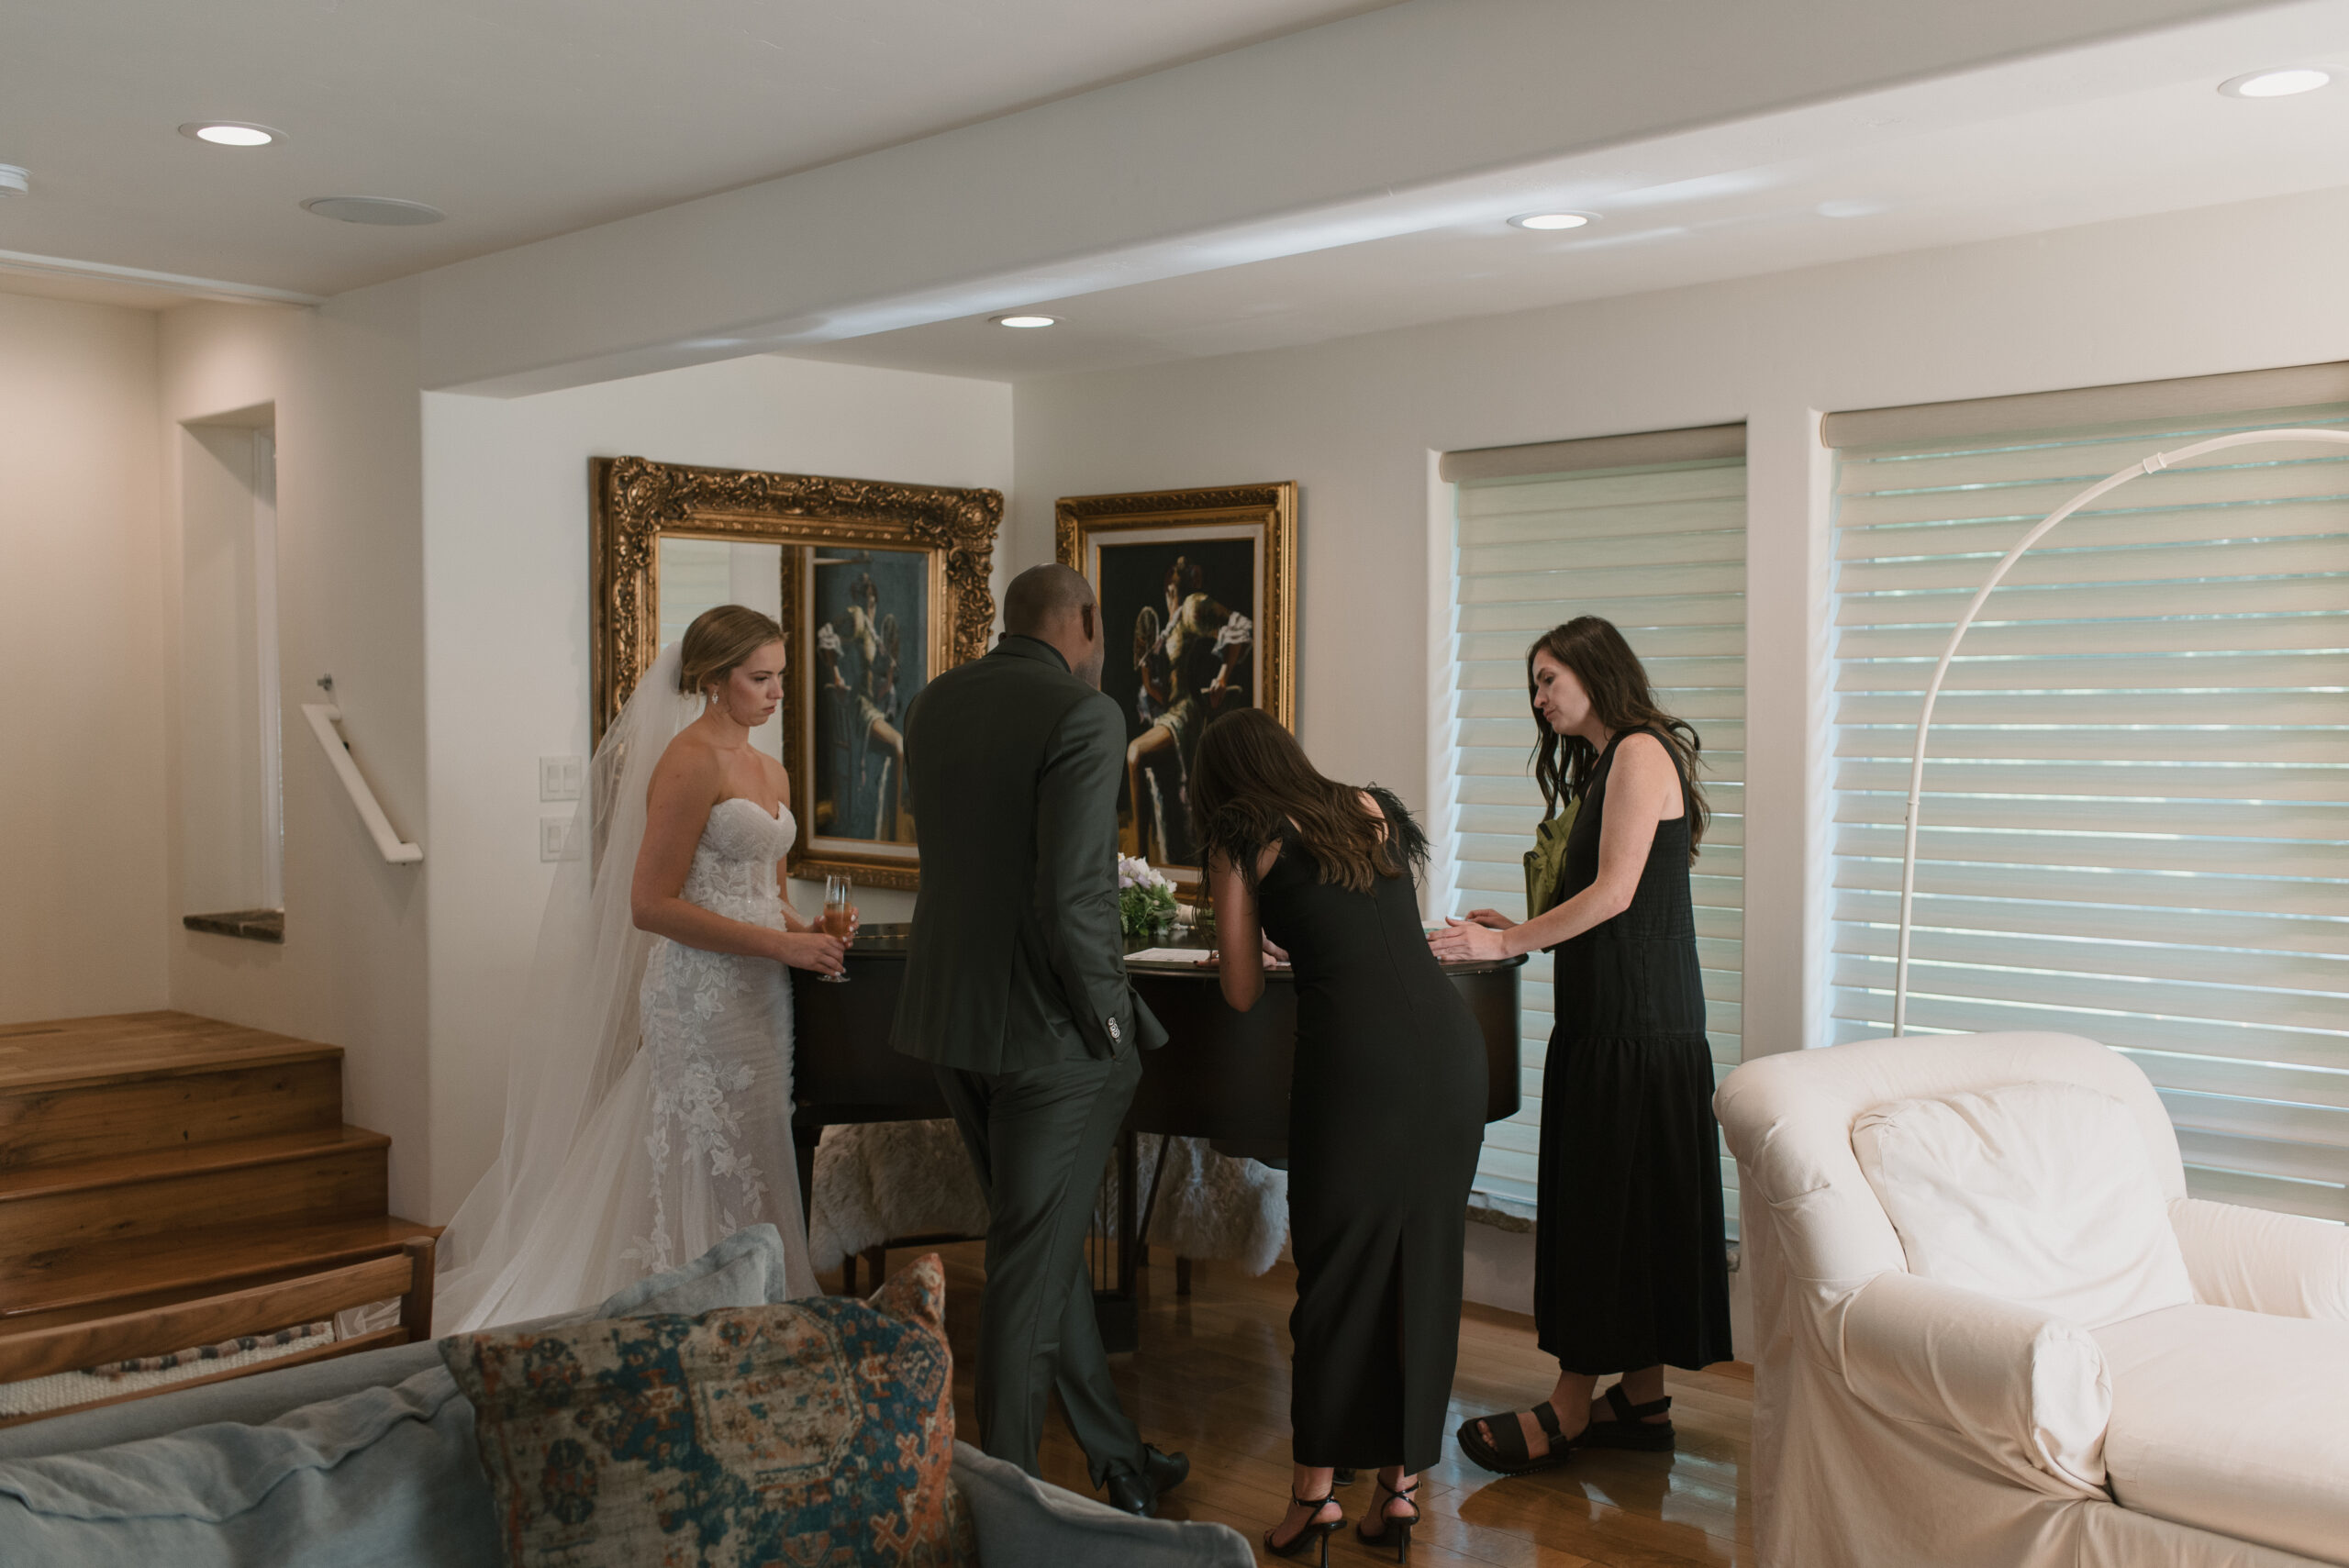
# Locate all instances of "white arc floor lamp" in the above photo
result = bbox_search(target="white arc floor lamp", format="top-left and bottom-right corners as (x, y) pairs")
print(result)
(1891, 426), (2349, 1035)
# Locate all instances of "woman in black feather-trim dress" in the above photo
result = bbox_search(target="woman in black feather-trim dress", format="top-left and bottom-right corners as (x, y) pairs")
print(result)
(1192, 708), (1486, 1565)
(1431, 616), (1733, 1476)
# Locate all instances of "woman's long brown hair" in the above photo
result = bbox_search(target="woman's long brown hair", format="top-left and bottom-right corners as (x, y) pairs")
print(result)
(1188, 707), (1420, 895)
(1528, 616), (1709, 860)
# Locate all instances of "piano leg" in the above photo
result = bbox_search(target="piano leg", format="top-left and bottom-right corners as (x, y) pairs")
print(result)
(794, 1114), (820, 1235)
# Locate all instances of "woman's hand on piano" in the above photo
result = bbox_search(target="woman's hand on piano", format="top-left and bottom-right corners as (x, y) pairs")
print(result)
(1430, 917), (1508, 963)
(1194, 934), (1288, 970)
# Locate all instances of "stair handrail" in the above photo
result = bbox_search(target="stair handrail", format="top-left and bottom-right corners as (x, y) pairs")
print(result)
(300, 701), (423, 865)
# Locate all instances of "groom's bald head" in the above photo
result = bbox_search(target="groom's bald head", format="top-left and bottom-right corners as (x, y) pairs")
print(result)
(1003, 564), (1094, 636)
(1002, 564), (1104, 687)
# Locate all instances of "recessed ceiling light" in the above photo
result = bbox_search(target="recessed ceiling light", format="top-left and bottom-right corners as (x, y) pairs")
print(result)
(180, 122), (282, 147)
(302, 195), (446, 226)
(2219, 67), (2332, 98)
(0, 165), (28, 198)
(1508, 212), (1595, 231)
(993, 314), (1057, 328)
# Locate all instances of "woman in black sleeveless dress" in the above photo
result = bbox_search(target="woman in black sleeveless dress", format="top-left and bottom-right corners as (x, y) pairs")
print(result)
(1431, 616), (1732, 1474)
(1191, 708), (1486, 1565)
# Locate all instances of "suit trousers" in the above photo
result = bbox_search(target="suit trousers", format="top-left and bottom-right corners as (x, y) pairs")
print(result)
(936, 1048), (1145, 1487)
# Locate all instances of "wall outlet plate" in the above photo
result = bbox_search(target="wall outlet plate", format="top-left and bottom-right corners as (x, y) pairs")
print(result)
(540, 755), (584, 801)
(540, 817), (579, 862)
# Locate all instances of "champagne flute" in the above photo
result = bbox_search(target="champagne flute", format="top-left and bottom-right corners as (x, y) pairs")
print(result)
(818, 874), (854, 984)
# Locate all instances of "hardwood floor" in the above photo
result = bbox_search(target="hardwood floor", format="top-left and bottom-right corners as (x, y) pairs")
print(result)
(837, 1242), (1754, 1568)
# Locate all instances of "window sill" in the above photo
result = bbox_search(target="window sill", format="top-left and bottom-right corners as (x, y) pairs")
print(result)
(183, 909), (284, 944)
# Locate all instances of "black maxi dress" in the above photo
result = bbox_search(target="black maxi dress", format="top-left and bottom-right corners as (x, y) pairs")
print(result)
(1252, 791), (1487, 1473)
(1533, 728), (1734, 1374)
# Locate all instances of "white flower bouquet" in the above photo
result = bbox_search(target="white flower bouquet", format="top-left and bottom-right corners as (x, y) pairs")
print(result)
(1117, 854), (1179, 942)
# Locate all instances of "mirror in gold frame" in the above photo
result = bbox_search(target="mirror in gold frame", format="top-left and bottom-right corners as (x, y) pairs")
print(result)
(591, 455), (1002, 890)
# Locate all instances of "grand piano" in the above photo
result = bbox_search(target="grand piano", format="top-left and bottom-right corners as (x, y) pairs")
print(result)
(790, 925), (1525, 1343)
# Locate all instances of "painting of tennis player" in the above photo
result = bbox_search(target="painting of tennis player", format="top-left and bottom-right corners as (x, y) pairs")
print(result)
(809, 547), (930, 848)
(1058, 482), (1297, 876)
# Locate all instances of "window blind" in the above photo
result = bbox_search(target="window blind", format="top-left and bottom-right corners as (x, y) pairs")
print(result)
(1831, 402), (2349, 1224)
(1442, 456), (1747, 1221)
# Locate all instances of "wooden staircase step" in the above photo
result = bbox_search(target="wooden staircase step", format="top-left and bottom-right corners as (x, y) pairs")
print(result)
(0, 1126), (388, 1260)
(0, 1012), (338, 1086)
(0, 1012), (342, 1171)
(0, 1125), (388, 1203)
(1, 1216), (439, 1331)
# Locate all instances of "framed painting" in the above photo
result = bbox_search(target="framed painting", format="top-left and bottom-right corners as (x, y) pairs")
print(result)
(1056, 481), (1297, 878)
(592, 455), (1002, 890)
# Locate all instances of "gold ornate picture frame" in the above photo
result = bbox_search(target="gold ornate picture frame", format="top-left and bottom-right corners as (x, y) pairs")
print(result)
(1056, 482), (1297, 875)
(593, 455), (1002, 890)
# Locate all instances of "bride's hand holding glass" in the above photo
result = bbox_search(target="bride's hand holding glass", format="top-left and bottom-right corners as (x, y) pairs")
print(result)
(772, 928), (847, 976)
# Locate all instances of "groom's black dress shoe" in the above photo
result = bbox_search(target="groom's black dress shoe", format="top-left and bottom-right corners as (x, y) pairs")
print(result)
(1104, 1445), (1191, 1517)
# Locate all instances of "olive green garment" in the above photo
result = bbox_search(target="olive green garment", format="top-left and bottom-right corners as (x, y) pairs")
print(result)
(1524, 796), (1581, 917)
(891, 635), (1168, 1073)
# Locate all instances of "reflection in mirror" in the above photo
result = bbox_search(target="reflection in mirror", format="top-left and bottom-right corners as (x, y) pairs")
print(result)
(180, 416), (284, 940)
(657, 537), (785, 760)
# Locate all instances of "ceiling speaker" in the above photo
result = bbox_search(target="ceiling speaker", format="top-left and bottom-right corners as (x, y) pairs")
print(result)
(301, 195), (444, 226)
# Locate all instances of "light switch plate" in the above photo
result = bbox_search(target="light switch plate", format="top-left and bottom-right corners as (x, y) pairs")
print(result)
(540, 817), (579, 862)
(539, 755), (584, 801)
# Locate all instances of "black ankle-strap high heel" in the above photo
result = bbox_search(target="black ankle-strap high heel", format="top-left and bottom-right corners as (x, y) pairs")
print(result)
(1264, 1491), (1344, 1565)
(1356, 1476), (1419, 1563)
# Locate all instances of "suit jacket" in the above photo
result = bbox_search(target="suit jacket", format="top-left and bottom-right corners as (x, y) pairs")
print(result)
(891, 635), (1167, 1073)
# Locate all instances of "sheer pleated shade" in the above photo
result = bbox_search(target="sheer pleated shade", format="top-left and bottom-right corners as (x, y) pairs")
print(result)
(1444, 444), (1747, 1220)
(1831, 398), (2349, 1224)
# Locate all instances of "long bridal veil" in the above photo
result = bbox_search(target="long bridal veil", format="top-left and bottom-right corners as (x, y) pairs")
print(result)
(433, 643), (700, 1331)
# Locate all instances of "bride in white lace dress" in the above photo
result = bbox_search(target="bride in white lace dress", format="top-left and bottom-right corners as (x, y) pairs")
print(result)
(435, 607), (845, 1331)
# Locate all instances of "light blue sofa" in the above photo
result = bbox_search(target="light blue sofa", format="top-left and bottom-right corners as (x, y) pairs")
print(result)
(0, 1228), (1250, 1567)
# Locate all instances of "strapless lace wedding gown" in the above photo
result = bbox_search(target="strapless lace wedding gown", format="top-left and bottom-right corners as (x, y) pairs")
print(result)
(446, 797), (816, 1329)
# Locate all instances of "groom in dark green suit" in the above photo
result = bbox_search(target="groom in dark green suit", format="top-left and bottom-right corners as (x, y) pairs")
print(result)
(892, 563), (1188, 1517)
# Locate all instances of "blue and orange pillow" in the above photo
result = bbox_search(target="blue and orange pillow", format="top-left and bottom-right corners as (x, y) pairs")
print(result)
(441, 1253), (976, 1567)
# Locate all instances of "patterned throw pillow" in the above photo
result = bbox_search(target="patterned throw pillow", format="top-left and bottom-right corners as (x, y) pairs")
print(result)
(441, 1252), (977, 1568)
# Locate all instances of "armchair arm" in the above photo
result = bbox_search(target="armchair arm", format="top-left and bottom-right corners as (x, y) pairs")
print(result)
(2170, 1197), (2349, 1319)
(1841, 1271), (2110, 1495)
(951, 1441), (1252, 1567)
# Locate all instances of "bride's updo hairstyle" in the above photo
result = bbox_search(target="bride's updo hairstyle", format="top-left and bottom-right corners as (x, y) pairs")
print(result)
(677, 605), (785, 698)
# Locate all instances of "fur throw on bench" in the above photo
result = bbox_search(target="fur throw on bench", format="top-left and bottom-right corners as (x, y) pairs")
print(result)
(809, 1122), (1289, 1277)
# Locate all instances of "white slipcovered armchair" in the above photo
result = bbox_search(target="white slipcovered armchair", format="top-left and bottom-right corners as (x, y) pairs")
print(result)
(1715, 1030), (2349, 1568)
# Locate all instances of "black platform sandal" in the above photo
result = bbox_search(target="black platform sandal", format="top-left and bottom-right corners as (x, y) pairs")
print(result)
(1577, 1384), (1675, 1451)
(1454, 1398), (1574, 1476)
(1264, 1491), (1344, 1565)
(1355, 1475), (1419, 1563)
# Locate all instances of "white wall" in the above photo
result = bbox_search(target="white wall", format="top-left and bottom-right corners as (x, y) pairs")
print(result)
(420, 353), (1012, 1220)
(0, 293), (167, 1023)
(158, 288), (434, 1216)
(1007, 182), (2349, 1065)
